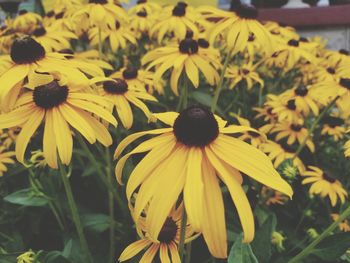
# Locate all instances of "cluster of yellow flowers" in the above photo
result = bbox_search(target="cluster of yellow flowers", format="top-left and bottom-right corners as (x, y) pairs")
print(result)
(0, 0), (349, 262)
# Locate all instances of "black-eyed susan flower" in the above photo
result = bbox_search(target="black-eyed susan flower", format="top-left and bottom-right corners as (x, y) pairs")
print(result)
(279, 85), (321, 116)
(270, 121), (315, 152)
(302, 166), (347, 207)
(96, 78), (156, 129)
(89, 21), (136, 52)
(266, 95), (302, 123)
(0, 128), (18, 149)
(0, 146), (15, 176)
(52, 0), (83, 15)
(12, 10), (42, 34)
(0, 71), (117, 169)
(119, 204), (197, 263)
(321, 116), (346, 141)
(142, 38), (220, 95)
(31, 26), (77, 52)
(128, 0), (161, 15)
(261, 140), (305, 173)
(73, 0), (128, 30)
(110, 67), (162, 93)
(201, 4), (273, 54)
(254, 106), (277, 123)
(0, 36), (93, 110)
(115, 105), (292, 258)
(150, 2), (205, 43)
(225, 61), (263, 90)
(331, 213), (350, 232)
(264, 21), (298, 42)
(261, 186), (288, 206)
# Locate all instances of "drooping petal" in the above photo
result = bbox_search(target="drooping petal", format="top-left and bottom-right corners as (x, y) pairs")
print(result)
(119, 239), (152, 262)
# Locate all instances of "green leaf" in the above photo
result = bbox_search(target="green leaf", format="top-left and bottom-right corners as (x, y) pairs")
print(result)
(81, 213), (110, 233)
(228, 233), (259, 263)
(3, 189), (48, 207)
(311, 232), (350, 261)
(62, 239), (73, 259)
(251, 214), (277, 263)
(191, 91), (224, 115)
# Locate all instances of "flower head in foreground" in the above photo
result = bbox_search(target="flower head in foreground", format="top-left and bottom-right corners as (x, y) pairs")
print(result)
(98, 78), (156, 129)
(302, 166), (347, 207)
(114, 105), (292, 258)
(142, 38), (220, 95)
(119, 204), (197, 263)
(0, 72), (117, 168)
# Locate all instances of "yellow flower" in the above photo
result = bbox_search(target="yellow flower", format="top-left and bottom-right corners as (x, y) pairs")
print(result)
(302, 166), (347, 207)
(12, 10), (42, 34)
(31, 25), (77, 52)
(17, 250), (35, 263)
(115, 105), (292, 258)
(73, 0), (128, 30)
(261, 140), (305, 173)
(345, 135), (350, 157)
(89, 21), (136, 52)
(331, 213), (350, 232)
(142, 38), (220, 95)
(254, 106), (277, 123)
(96, 78), (156, 129)
(150, 2), (205, 43)
(110, 67), (162, 93)
(0, 36), (94, 111)
(0, 72), (117, 168)
(129, 9), (157, 37)
(261, 187), (288, 206)
(128, 0), (161, 15)
(0, 146), (15, 176)
(225, 61), (263, 90)
(266, 95), (302, 123)
(279, 85), (321, 116)
(119, 204), (197, 263)
(201, 4), (273, 54)
(29, 150), (47, 168)
(270, 121), (315, 152)
(264, 21), (299, 41)
(52, 0), (83, 14)
(321, 116), (346, 141)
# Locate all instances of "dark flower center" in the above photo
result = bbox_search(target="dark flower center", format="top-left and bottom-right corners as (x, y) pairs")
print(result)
(248, 33), (255, 41)
(103, 78), (128, 94)
(323, 116), (344, 128)
(33, 80), (68, 109)
(290, 124), (302, 132)
(55, 12), (64, 19)
(136, 10), (147, 17)
(10, 36), (45, 64)
(241, 68), (250, 75)
(198, 38), (209, 48)
(286, 99), (296, 110)
(32, 27), (47, 37)
(288, 39), (299, 47)
(59, 48), (74, 55)
(327, 67), (335, 74)
(137, 0), (147, 3)
(172, 5), (186, 17)
(339, 78), (350, 90)
(158, 217), (178, 244)
(89, 0), (108, 3)
(299, 37), (308, 43)
(18, 9), (28, 15)
(179, 38), (198, 54)
(115, 20), (120, 29)
(322, 172), (336, 183)
(46, 10), (55, 17)
(122, 68), (138, 79)
(248, 130), (260, 138)
(339, 49), (349, 55)
(232, 4), (258, 19)
(173, 105), (219, 147)
(295, 85), (308, 96)
(267, 107), (273, 115)
(185, 30), (193, 39)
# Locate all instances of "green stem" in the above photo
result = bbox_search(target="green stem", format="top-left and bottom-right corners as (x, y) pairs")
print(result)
(292, 96), (339, 160)
(176, 76), (189, 112)
(210, 48), (233, 113)
(76, 134), (124, 212)
(106, 147), (116, 263)
(288, 205), (350, 263)
(28, 168), (65, 231)
(178, 207), (187, 262)
(58, 162), (93, 263)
